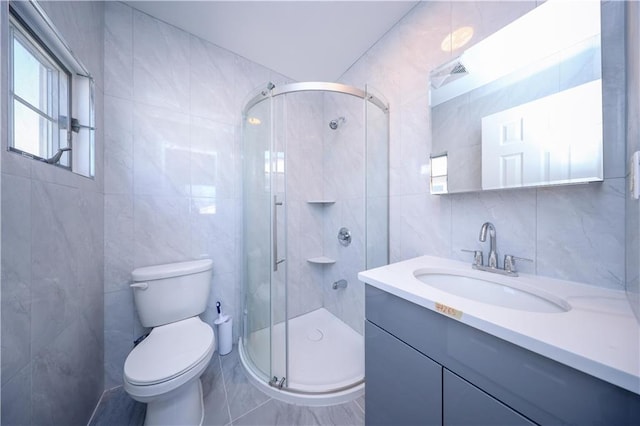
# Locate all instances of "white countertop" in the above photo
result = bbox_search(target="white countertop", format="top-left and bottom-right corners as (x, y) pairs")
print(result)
(358, 255), (640, 395)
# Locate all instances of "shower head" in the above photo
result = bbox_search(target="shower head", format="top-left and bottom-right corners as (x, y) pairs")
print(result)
(329, 116), (346, 130)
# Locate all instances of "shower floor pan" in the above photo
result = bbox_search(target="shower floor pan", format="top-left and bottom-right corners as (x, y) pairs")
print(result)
(240, 307), (364, 406)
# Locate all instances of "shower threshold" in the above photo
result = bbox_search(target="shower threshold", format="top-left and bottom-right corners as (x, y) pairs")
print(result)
(240, 308), (364, 406)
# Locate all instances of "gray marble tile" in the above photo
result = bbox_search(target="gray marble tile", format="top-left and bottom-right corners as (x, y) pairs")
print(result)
(537, 179), (625, 289)
(398, 193), (452, 261)
(1, 364), (32, 426)
(104, 290), (135, 389)
(76, 318), (106, 421)
(235, 57), (272, 107)
(395, 1), (451, 103)
(1, 126), (32, 178)
(392, 94), (430, 197)
(233, 398), (365, 426)
(1, 297), (31, 386)
(74, 189), (104, 316)
(355, 395), (365, 414)
(39, 0), (104, 87)
(133, 195), (192, 268)
(105, 194), (135, 293)
(133, 10), (190, 111)
(201, 353), (231, 426)
(32, 322), (95, 426)
(451, 188), (536, 274)
(220, 347), (270, 421)
(190, 36), (237, 124)
(104, 2), (133, 98)
(1, 173), (32, 302)
(322, 97), (365, 202)
(88, 387), (145, 426)
(104, 95), (134, 195)
(190, 116), (237, 200)
(30, 181), (81, 355)
(132, 104), (191, 197)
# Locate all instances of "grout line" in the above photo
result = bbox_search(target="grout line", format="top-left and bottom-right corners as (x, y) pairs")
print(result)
(218, 353), (234, 425)
(230, 397), (273, 424)
(353, 396), (365, 415)
(86, 388), (108, 425)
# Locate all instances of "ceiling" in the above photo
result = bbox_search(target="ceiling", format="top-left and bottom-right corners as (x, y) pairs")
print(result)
(125, 1), (419, 82)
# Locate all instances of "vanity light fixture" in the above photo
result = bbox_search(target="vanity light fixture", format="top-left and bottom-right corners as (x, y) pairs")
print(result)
(247, 116), (261, 125)
(441, 26), (474, 52)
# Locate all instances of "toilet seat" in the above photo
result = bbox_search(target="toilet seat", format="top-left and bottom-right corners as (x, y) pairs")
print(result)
(124, 317), (214, 386)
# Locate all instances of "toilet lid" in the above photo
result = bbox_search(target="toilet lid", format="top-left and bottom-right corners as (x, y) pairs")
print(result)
(124, 317), (214, 386)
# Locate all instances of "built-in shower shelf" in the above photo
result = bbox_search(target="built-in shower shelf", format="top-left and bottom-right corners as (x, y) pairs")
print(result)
(307, 200), (336, 205)
(307, 256), (336, 264)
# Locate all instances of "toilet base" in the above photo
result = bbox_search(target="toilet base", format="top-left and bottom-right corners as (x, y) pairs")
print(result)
(144, 379), (204, 426)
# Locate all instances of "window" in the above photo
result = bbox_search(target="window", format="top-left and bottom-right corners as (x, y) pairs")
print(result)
(8, 1), (95, 178)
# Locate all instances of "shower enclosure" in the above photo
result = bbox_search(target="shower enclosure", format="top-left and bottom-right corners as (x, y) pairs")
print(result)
(240, 82), (389, 404)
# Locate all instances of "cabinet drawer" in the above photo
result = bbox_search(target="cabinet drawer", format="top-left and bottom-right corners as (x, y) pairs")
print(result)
(444, 369), (536, 425)
(365, 285), (640, 425)
(365, 321), (442, 426)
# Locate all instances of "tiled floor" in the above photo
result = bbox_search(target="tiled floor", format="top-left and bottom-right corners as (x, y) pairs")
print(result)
(89, 346), (365, 426)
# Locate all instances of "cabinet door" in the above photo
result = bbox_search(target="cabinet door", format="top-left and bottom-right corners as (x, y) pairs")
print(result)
(443, 369), (536, 425)
(365, 321), (442, 426)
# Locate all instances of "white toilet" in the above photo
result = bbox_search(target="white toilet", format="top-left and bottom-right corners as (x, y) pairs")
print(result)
(123, 259), (215, 426)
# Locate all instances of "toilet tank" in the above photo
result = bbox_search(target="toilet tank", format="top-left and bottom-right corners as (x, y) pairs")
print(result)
(131, 259), (213, 328)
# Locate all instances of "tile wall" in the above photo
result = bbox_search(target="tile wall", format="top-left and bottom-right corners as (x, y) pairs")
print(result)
(340, 1), (628, 291)
(0, 1), (105, 424)
(320, 92), (370, 334)
(102, 2), (290, 389)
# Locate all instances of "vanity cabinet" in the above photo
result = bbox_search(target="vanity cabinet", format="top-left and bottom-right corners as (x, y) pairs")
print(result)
(364, 285), (640, 425)
(443, 369), (534, 425)
(365, 321), (442, 425)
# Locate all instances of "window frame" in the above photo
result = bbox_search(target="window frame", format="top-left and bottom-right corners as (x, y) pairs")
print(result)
(7, 0), (96, 178)
(8, 9), (72, 167)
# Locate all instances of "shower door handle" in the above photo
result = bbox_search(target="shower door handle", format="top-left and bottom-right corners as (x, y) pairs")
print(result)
(273, 195), (285, 271)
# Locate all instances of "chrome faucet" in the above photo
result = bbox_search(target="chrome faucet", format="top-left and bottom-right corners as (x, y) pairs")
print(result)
(462, 221), (533, 277)
(479, 222), (497, 269)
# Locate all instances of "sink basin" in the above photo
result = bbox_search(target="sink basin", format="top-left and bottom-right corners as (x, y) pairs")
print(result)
(413, 270), (571, 313)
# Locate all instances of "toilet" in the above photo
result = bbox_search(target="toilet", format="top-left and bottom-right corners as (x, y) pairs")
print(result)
(123, 259), (215, 426)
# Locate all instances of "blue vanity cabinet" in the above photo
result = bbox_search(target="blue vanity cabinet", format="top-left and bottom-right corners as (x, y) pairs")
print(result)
(364, 284), (640, 425)
(443, 369), (534, 425)
(365, 319), (533, 426)
(365, 321), (442, 425)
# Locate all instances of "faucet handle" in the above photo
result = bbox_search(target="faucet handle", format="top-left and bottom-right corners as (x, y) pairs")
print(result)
(461, 249), (483, 267)
(503, 254), (533, 273)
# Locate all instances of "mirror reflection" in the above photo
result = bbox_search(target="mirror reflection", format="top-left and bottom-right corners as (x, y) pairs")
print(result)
(429, 0), (602, 194)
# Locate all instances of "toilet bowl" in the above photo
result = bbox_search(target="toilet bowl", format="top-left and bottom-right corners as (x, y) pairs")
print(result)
(124, 317), (214, 425)
(123, 259), (214, 426)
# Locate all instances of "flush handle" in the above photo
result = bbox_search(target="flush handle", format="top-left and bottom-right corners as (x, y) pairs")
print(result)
(130, 282), (148, 290)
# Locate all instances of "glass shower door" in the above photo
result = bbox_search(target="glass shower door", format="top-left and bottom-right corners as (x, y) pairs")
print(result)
(269, 93), (288, 387)
(242, 93), (288, 386)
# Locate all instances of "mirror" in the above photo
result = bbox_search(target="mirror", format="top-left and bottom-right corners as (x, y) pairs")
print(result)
(429, 0), (602, 194)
